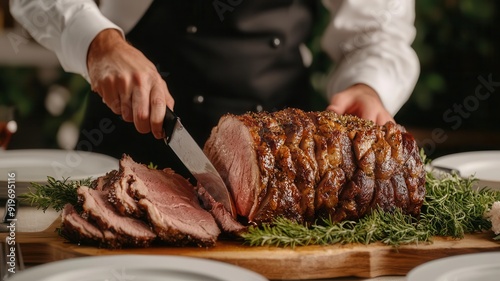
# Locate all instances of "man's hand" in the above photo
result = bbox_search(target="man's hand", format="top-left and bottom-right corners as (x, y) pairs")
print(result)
(87, 29), (174, 139)
(326, 84), (394, 125)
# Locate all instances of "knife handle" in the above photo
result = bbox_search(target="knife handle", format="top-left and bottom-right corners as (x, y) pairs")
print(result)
(163, 106), (178, 143)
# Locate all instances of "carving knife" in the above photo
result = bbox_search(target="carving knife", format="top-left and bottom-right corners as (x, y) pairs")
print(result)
(163, 107), (236, 217)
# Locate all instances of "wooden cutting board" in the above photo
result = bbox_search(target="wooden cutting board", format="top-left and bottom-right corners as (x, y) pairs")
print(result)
(3, 218), (499, 280)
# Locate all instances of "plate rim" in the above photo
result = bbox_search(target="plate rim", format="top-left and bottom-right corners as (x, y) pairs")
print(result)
(431, 150), (500, 182)
(8, 254), (269, 281)
(407, 252), (500, 281)
(0, 149), (118, 182)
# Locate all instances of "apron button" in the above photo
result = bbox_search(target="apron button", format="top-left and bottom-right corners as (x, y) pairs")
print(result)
(186, 25), (198, 34)
(255, 104), (264, 112)
(270, 37), (281, 48)
(193, 95), (205, 104)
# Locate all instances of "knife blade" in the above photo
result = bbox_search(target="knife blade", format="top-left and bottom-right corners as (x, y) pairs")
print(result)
(163, 107), (236, 217)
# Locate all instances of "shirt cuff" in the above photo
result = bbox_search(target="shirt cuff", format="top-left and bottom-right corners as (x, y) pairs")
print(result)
(59, 6), (124, 82)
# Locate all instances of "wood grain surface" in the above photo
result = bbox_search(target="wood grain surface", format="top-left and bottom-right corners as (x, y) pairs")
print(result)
(3, 219), (500, 280)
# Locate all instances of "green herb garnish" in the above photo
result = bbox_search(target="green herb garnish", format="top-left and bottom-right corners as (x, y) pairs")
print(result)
(242, 208), (431, 248)
(420, 172), (500, 238)
(19, 176), (92, 212)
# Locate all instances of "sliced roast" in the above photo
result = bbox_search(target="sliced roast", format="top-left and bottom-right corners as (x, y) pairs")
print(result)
(118, 155), (221, 246)
(60, 203), (122, 249)
(196, 184), (247, 235)
(61, 155), (222, 248)
(78, 185), (157, 247)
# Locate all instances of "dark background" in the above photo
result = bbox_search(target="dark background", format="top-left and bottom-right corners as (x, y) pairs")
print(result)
(1, 0), (499, 159)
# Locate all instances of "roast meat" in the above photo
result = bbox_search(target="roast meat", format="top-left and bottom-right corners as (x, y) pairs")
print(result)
(61, 108), (425, 248)
(204, 108), (426, 224)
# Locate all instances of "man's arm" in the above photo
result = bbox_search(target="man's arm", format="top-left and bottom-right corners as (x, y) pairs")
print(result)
(9, 0), (123, 81)
(321, 0), (420, 124)
(10, 0), (172, 138)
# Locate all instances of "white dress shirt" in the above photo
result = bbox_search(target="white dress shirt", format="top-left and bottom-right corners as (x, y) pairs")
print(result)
(9, 0), (419, 115)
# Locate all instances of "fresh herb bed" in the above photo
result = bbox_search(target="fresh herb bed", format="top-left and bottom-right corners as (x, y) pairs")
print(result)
(21, 154), (500, 248)
(242, 169), (500, 247)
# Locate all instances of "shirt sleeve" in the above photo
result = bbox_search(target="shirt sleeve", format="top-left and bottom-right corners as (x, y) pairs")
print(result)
(9, 0), (124, 81)
(321, 0), (420, 116)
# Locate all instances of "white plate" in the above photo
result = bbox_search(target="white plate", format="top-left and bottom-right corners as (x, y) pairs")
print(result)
(407, 252), (500, 281)
(432, 150), (500, 190)
(0, 149), (118, 197)
(7, 255), (269, 281)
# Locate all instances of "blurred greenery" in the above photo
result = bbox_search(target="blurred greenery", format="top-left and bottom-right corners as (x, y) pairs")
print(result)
(1, 1), (499, 149)
(41, 73), (89, 148)
(0, 66), (89, 148)
(398, 0), (500, 130)
(0, 67), (43, 117)
(307, 0), (500, 132)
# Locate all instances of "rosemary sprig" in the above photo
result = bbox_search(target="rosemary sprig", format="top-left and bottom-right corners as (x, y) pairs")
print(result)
(242, 217), (316, 248)
(242, 208), (431, 248)
(357, 208), (430, 246)
(420, 173), (500, 238)
(19, 176), (92, 212)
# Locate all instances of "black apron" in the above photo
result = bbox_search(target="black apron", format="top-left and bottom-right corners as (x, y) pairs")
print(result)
(78, 0), (315, 175)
